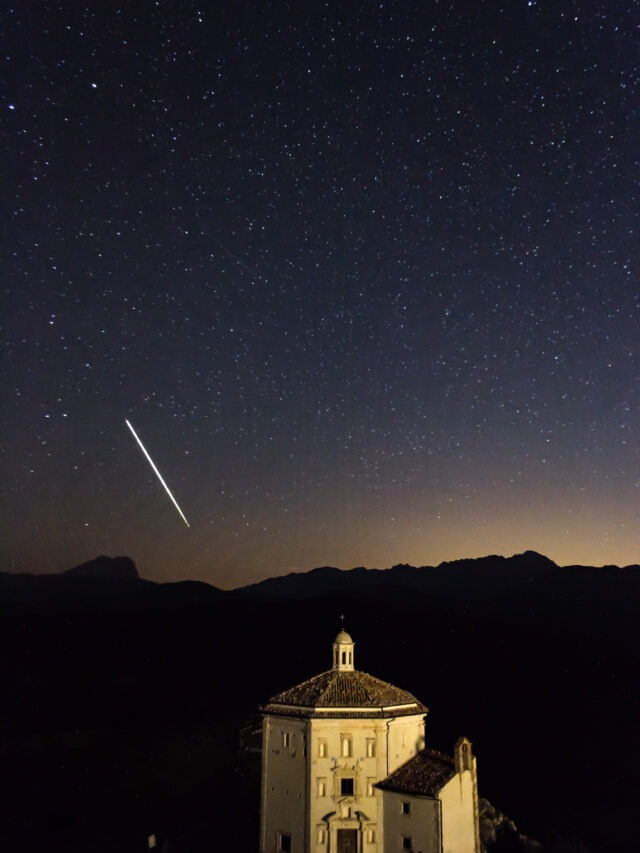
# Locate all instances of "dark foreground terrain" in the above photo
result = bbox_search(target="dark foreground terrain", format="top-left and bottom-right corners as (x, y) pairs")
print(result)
(2, 551), (638, 851)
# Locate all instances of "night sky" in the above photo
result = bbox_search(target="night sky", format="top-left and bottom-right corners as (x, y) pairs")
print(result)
(3, 1), (638, 587)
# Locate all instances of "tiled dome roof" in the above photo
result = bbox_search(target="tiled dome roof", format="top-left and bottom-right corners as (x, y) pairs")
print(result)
(263, 669), (428, 718)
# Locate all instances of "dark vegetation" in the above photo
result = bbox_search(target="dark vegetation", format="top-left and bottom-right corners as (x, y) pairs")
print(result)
(2, 551), (638, 851)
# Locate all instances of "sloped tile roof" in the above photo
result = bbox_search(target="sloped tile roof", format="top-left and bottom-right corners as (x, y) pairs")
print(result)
(263, 669), (428, 718)
(375, 748), (456, 796)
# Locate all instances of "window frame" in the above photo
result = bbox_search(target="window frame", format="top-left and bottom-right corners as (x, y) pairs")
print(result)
(340, 777), (355, 797)
(340, 734), (352, 757)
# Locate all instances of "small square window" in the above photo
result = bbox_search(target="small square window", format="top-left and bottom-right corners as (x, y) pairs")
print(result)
(278, 832), (292, 852)
(402, 836), (412, 850)
(341, 777), (354, 796)
(401, 801), (411, 815)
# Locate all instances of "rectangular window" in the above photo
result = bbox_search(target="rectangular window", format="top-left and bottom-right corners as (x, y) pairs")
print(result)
(317, 778), (326, 797)
(366, 738), (376, 758)
(341, 777), (354, 796)
(402, 836), (412, 850)
(317, 738), (328, 758)
(282, 732), (290, 748)
(402, 801), (411, 815)
(367, 829), (376, 843)
(278, 832), (292, 852)
(317, 828), (326, 844)
(340, 735), (352, 757)
(366, 779), (375, 797)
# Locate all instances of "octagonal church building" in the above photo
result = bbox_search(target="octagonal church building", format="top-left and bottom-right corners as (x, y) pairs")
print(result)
(260, 629), (480, 853)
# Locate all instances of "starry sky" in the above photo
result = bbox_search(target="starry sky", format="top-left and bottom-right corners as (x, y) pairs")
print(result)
(2, 0), (638, 587)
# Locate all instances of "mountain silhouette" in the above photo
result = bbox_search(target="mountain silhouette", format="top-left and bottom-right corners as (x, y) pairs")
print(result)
(0, 555), (224, 609)
(62, 554), (140, 580)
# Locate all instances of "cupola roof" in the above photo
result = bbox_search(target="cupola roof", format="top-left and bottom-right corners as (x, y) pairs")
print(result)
(334, 629), (353, 643)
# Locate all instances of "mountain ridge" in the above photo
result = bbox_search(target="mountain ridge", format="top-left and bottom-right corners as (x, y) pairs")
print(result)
(2, 550), (638, 613)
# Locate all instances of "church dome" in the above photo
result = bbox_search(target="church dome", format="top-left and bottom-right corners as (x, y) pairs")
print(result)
(263, 669), (428, 719)
(334, 629), (353, 644)
(261, 629), (427, 718)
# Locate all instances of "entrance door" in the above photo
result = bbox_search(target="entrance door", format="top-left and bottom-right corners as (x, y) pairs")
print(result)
(337, 829), (358, 853)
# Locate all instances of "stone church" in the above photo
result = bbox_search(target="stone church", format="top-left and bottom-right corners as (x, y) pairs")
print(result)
(260, 629), (480, 853)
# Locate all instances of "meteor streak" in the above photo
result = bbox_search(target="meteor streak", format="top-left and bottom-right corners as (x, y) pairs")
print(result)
(125, 419), (190, 528)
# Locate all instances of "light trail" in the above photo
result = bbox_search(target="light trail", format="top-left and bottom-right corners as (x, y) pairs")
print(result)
(125, 419), (190, 528)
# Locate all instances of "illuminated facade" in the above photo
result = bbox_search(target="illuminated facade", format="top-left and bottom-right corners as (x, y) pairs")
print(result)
(260, 630), (480, 853)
